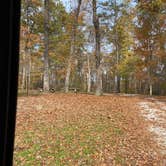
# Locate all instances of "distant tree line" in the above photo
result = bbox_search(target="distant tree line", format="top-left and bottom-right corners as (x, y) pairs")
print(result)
(18, 0), (166, 96)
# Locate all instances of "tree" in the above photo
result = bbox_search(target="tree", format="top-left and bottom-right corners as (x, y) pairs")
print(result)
(43, 0), (50, 91)
(19, 0), (42, 94)
(118, 53), (139, 93)
(92, 0), (102, 96)
(100, 0), (134, 93)
(135, 0), (166, 95)
(65, 0), (82, 92)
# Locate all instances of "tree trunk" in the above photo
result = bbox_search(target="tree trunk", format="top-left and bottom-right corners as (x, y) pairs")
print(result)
(115, 75), (120, 93)
(21, 66), (26, 90)
(149, 84), (153, 96)
(125, 78), (128, 94)
(87, 73), (91, 93)
(43, 0), (50, 92)
(25, 49), (31, 95)
(28, 55), (31, 89)
(134, 80), (137, 94)
(65, 47), (73, 93)
(114, 75), (120, 93)
(52, 71), (56, 89)
(92, 0), (102, 96)
(95, 66), (102, 96)
(83, 73), (87, 92)
(24, 0), (31, 95)
(65, 0), (82, 93)
(25, 60), (31, 95)
(114, 0), (120, 93)
(87, 54), (91, 93)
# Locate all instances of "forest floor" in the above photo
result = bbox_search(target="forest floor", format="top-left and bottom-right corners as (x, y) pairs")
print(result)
(14, 93), (166, 166)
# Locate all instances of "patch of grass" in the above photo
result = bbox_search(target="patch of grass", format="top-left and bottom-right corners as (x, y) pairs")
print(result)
(113, 127), (123, 136)
(14, 112), (124, 165)
(114, 154), (126, 165)
(14, 144), (41, 166)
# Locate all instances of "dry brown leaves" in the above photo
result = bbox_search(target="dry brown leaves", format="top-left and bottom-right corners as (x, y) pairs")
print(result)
(14, 93), (166, 165)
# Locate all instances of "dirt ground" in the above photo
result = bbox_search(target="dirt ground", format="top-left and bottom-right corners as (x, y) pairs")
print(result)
(14, 93), (166, 165)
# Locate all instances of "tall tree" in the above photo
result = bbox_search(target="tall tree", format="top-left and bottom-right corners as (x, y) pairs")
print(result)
(92, 0), (102, 95)
(113, 0), (120, 93)
(43, 0), (50, 91)
(19, 0), (41, 94)
(100, 0), (133, 93)
(135, 0), (166, 95)
(65, 0), (82, 92)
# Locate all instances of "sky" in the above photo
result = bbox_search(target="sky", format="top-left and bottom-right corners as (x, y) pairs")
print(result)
(60, 0), (137, 12)
(60, 0), (76, 12)
(59, 0), (137, 54)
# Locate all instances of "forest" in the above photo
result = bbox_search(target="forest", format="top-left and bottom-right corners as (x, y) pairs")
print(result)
(14, 0), (166, 164)
(18, 0), (166, 96)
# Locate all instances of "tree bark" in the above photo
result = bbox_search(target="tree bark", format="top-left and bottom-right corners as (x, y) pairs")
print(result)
(24, 0), (31, 95)
(21, 63), (26, 90)
(134, 80), (137, 94)
(114, 0), (120, 93)
(43, 0), (50, 92)
(65, 0), (82, 93)
(114, 75), (120, 93)
(87, 54), (91, 93)
(25, 48), (31, 95)
(148, 38), (153, 96)
(92, 0), (102, 96)
(149, 84), (153, 96)
(95, 66), (102, 95)
(125, 77), (128, 94)
(65, 47), (73, 92)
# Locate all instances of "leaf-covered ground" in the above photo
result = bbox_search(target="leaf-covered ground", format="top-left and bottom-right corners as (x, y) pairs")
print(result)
(14, 93), (166, 165)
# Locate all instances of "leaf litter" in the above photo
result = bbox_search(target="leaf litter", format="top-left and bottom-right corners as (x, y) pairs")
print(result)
(14, 93), (166, 165)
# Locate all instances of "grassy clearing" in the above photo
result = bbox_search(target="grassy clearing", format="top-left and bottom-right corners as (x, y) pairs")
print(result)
(14, 115), (124, 165)
(14, 93), (164, 165)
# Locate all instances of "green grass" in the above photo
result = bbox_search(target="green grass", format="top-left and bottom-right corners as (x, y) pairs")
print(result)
(14, 115), (124, 165)
(114, 154), (126, 165)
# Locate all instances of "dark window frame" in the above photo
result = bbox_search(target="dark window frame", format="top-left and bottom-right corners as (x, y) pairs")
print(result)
(0, 1), (21, 165)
